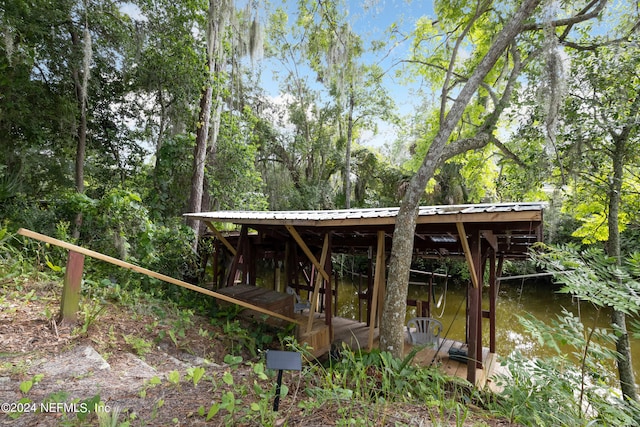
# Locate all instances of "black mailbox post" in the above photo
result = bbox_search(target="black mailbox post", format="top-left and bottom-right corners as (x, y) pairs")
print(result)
(266, 350), (302, 411)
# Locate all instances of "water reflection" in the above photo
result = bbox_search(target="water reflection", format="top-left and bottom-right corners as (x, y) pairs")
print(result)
(335, 276), (640, 382)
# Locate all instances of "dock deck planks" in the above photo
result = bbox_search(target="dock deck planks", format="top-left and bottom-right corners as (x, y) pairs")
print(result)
(328, 315), (500, 389)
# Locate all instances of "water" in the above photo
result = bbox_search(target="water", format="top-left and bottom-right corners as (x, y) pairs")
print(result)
(334, 275), (640, 383)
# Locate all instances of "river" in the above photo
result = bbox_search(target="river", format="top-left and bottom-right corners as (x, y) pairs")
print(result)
(333, 275), (640, 384)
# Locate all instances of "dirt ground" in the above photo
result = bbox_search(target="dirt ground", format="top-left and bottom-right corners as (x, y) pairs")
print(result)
(0, 279), (520, 426)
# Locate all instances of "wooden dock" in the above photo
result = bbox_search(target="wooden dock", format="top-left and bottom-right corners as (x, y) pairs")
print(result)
(211, 283), (502, 390)
(328, 316), (501, 389)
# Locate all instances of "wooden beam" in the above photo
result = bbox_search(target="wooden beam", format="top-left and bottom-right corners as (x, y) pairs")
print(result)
(306, 233), (330, 334)
(285, 225), (330, 282)
(205, 222), (236, 256)
(227, 225), (248, 286)
(18, 228), (302, 325)
(489, 249), (497, 353)
(481, 230), (498, 251)
(456, 222), (479, 288)
(368, 230), (385, 350)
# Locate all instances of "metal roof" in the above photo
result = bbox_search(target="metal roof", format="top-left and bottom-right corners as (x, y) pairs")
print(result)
(185, 202), (545, 259)
(184, 202), (545, 225)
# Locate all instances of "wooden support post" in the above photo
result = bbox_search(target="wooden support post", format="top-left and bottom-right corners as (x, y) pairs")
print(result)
(306, 234), (330, 334)
(489, 249), (497, 353)
(275, 261), (282, 293)
(457, 222), (479, 288)
(248, 239), (257, 286)
(324, 233), (333, 337)
(377, 254), (386, 330)
(368, 230), (385, 350)
(477, 247), (485, 370)
(205, 222), (237, 256)
(226, 225), (248, 287)
(467, 228), (482, 385)
(427, 273), (433, 317)
(366, 247), (373, 325)
(213, 240), (221, 288)
(59, 250), (85, 326)
(285, 225), (331, 283)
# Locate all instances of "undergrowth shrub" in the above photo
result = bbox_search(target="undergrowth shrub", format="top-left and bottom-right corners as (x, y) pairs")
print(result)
(487, 244), (640, 426)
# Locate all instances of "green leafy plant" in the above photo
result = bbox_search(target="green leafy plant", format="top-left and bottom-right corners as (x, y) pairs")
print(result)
(488, 244), (640, 426)
(19, 373), (44, 395)
(139, 376), (162, 398)
(123, 334), (152, 358)
(186, 367), (206, 387)
(223, 320), (257, 356)
(74, 298), (107, 336)
(167, 370), (181, 387)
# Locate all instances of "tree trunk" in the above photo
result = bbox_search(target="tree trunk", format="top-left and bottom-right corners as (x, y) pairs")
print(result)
(186, 0), (229, 245)
(607, 135), (638, 402)
(186, 83), (213, 231)
(70, 26), (91, 240)
(379, 0), (542, 357)
(345, 85), (354, 209)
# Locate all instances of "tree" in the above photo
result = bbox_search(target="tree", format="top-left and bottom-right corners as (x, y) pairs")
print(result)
(556, 40), (640, 402)
(1, 0), (138, 231)
(379, 0), (610, 357)
(297, 0), (396, 208)
(186, 0), (232, 238)
(186, 1), (265, 241)
(130, 0), (206, 178)
(261, 6), (342, 209)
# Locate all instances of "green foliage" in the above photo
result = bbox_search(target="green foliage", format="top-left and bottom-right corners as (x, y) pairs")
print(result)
(186, 366), (206, 387)
(123, 334), (153, 358)
(489, 244), (640, 425)
(76, 299), (107, 336)
(19, 374), (44, 395)
(146, 134), (195, 219)
(302, 344), (474, 425)
(167, 370), (181, 386)
(531, 244), (640, 315)
(491, 310), (638, 426)
(207, 109), (268, 211)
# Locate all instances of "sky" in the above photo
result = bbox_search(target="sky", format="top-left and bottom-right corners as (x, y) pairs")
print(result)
(119, 1), (437, 149)
(258, 0), (437, 149)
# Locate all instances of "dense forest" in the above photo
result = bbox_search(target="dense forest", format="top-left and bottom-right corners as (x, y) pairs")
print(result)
(2, 0), (640, 423)
(2, 0), (639, 258)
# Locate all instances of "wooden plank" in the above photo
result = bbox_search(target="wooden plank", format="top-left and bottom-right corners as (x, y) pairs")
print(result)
(17, 228), (303, 325)
(306, 233), (330, 334)
(216, 284), (294, 325)
(285, 225), (330, 283)
(368, 230), (385, 350)
(205, 222), (236, 256)
(456, 222), (479, 288)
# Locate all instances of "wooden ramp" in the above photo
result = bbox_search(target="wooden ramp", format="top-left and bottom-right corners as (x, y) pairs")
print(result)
(216, 284), (294, 327)
(329, 315), (500, 389)
(17, 229), (304, 326)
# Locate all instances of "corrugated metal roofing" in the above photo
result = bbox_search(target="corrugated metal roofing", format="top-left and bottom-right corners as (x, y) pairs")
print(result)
(184, 202), (545, 223)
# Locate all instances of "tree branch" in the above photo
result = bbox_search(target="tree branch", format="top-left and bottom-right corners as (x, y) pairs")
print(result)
(440, 1), (491, 124)
(562, 19), (640, 50)
(439, 41), (526, 166)
(522, 0), (608, 32)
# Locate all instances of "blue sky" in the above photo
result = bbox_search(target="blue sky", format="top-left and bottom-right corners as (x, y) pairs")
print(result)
(260, 1), (437, 149)
(120, 1), (435, 149)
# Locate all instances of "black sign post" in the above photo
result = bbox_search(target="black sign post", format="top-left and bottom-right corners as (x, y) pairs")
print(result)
(266, 350), (302, 411)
